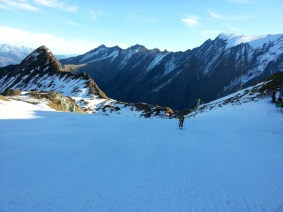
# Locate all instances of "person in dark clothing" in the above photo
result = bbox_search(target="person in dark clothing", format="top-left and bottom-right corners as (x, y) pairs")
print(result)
(178, 114), (185, 129)
(272, 91), (276, 103)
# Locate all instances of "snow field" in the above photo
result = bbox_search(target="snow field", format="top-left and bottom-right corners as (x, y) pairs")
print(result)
(0, 98), (283, 211)
(0, 99), (53, 119)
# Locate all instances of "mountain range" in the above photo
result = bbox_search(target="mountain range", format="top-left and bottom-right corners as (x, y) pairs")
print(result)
(1, 33), (282, 111)
(0, 44), (33, 67)
(61, 33), (283, 109)
(0, 46), (173, 117)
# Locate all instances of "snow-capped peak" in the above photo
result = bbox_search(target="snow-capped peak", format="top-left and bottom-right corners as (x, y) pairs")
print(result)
(128, 44), (147, 51)
(130, 44), (146, 49)
(217, 33), (283, 49)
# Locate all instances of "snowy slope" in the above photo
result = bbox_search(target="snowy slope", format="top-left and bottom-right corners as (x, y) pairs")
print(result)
(218, 33), (283, 49)
(0, 98), (54, 119)
(0, 73), (93, 98)
(1, 96), (283, 212)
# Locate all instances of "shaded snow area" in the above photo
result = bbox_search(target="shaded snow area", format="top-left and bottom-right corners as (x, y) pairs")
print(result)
(80, 48), (119, 63)
(1, 98), (283, 212)
(164, 58), (178, 75)
(153, 79), (173, 92)
(146, 53), (168, 72)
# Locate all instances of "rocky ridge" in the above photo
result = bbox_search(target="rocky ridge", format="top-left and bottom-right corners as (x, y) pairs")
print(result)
(61, 34), (283, 110)
(0, 46), (174, 118)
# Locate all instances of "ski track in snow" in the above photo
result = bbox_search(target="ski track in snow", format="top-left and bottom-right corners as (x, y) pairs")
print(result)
(0, 99), (283, 211)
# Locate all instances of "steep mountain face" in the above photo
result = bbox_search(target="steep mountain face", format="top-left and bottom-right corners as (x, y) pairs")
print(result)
(0, 46), (107, 99)
(0, 44), (33, 67)
(61, 34), (283, 110)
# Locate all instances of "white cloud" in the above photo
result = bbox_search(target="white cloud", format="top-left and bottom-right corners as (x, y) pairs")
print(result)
(181, 16), (200, 27)
(0, 0), (39, 11)
(0, 0), (78, 12)
(0, 25), (99, 54)
(33, 0), (56, 7)
(33, 0), (78, 12)
(207, 10), (222, 19)
(0, 4), (10, 9)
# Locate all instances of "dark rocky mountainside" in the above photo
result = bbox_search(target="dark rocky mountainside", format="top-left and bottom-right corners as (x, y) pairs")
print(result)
(0, 46), (107, 99)
(61, 34), (283, 110)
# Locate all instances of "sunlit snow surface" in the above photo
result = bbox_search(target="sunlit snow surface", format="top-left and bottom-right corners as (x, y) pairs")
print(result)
(0, 98), (283, 212)
(218, 33), (283, 49)
(0, 99), (54, 119)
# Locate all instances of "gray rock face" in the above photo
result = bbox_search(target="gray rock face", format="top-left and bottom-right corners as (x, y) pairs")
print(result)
(61, 34), (283, 110)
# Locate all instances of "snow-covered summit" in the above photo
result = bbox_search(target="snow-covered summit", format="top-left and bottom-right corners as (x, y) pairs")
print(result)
(128, 44), (147, 51)
(217, 33), (283, 49)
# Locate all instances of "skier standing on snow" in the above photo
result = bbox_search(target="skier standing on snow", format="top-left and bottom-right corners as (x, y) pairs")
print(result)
(272, 91), (276, 103)
(178, 114), (185, 129)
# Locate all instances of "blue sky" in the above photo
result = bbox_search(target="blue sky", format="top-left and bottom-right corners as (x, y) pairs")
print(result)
(0, 0), (282, 54)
